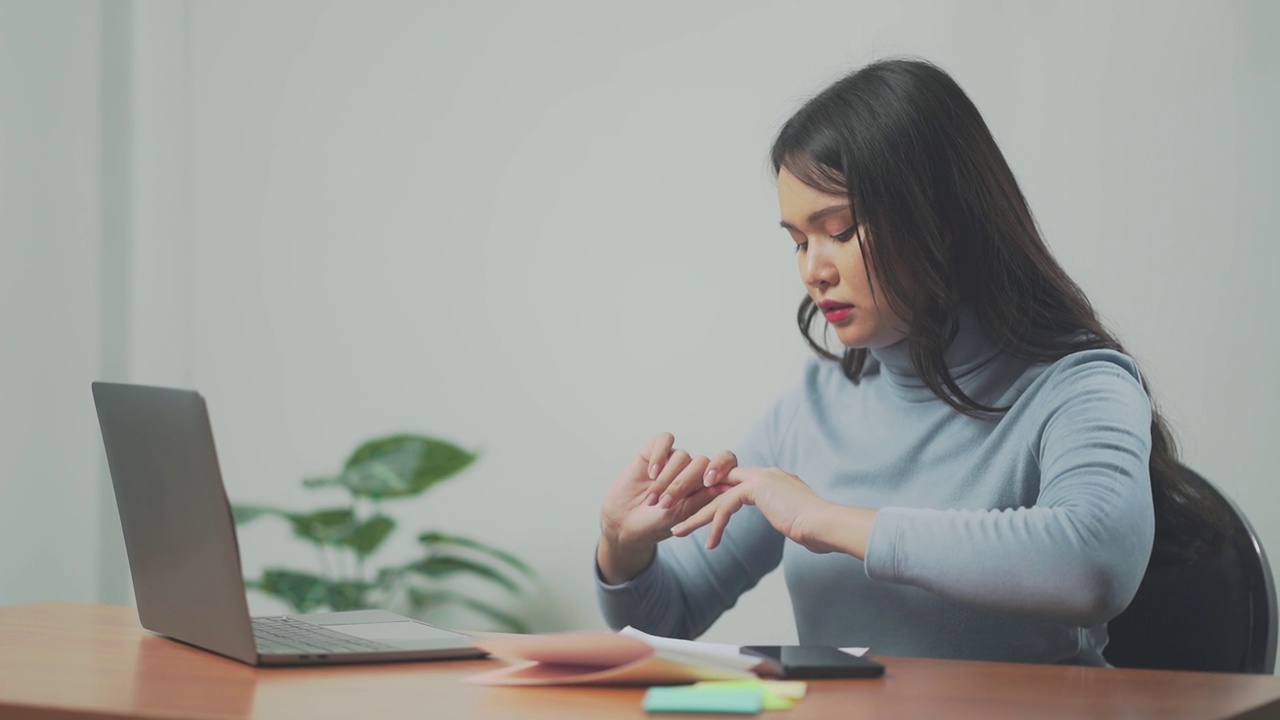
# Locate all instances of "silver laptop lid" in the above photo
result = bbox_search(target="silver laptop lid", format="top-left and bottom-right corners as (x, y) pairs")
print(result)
(92, 382), (257, 664)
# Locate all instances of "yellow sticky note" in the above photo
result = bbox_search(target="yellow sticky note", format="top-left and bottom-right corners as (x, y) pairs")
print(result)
(692, 680), (807, 709)
(760, 681), (808, 700)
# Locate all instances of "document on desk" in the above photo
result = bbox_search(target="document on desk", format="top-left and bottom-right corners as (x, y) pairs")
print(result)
(463, 627), (783, 686)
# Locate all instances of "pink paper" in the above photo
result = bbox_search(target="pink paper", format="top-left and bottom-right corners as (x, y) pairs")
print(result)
(464, 631), (777, 686)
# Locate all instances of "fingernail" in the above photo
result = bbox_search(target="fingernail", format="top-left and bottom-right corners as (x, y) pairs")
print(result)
(648, 464), (659, 480)
(659, 494), (674, 509)
(644, 492), (657, 506)
(703, 468), (715, 486)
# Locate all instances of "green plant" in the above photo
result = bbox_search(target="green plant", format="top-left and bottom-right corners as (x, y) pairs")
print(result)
(232, 434), (534, 632)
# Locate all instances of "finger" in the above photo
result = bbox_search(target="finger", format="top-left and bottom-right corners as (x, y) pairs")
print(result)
(703, 450), (739, 487)
(669, 485), (722, 526)
(657, 455), (710, 510)
(724, 466), (760, 485)
(646, 449), (691, 506)
(705, 492), (747, 549)
(667, 475), (734, 528)
(670, 494), (720, 537)
(617, 454), (655, 497)
(643, 432), (676, 481)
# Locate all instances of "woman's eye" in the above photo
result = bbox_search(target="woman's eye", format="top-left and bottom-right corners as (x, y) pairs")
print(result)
(832, 225), (857, 242)
(786, 230), (808, 253)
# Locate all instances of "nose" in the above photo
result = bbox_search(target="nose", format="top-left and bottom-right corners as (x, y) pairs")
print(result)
(801, 240), (838, 290)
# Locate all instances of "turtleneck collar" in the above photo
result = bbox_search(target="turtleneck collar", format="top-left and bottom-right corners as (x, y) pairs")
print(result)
(868, 307), (1000, 393)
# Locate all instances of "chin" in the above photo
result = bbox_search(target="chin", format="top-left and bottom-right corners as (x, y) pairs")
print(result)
(834, 329), (874, 349)
(837, 326), (906, 350)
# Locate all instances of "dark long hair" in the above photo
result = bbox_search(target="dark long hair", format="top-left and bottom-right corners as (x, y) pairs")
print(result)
(770, 58), (1225, 563)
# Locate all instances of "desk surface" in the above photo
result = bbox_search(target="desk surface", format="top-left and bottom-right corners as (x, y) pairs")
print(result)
(2, 603), (1280, 720)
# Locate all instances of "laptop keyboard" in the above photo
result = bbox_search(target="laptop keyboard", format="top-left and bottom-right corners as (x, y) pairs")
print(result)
(252, 616), (399, 655)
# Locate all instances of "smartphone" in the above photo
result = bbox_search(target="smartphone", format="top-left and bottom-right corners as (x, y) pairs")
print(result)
(741, 645), (885, 679)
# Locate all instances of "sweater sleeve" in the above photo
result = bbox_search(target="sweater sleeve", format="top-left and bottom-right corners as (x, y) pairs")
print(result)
(594, 390), (798, 639)
(863, 353), (1156, 626)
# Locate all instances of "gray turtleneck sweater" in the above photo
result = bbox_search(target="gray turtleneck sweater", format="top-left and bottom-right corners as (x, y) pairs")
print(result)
(596, 322), (1155, 666)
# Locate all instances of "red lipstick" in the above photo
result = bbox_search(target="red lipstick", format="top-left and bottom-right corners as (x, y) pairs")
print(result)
(818, 300), (854, 324)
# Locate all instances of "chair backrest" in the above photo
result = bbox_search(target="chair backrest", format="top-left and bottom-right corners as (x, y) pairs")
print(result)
(1104, 465), (1277, 673)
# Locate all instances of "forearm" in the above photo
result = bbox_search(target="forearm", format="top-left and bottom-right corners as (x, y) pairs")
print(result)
(596, 507), (786, 639)
(595, 535), (657, 585)
(596, 539), (690, 637)
(796, 503), (878, 559)
(864, 500), (1153, 625)
(593, 536), (718, 639)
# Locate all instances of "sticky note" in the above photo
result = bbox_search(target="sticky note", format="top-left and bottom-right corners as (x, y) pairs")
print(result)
(694, 680), (807, 698)
(692, 680), (807, 709)
(760, 681), (807, 700)
(642, 686), (764, 714)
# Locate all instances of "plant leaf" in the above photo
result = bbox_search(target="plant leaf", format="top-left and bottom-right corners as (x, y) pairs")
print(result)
(404, 588), (529, 633)
(252, 569), (331, 613)
(375, 565), (404, 587)
(451, 596), (530, 633)
(301, 475), (344, 490)
(405, 587), (453, 614)
(345, 515), (396, 558)
(336, 463), (410, 497)
(339, 435), (478, 499)
(405, 555), (522, 594)
(325, 580), (371, 611)
(417, 531), (536, 577)
(231, 504), (288, 525)
(288, 508), (356, 545)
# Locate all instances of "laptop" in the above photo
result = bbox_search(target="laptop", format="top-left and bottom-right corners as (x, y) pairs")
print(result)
(91, 381), (488, 666)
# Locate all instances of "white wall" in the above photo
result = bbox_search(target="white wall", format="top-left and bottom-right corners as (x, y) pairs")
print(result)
(0, 0), (109, 606)
(3, 0), (1277, 648)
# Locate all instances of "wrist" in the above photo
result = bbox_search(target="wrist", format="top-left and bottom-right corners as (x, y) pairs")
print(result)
(596, 533), (657, 585)
(797, 503), (877, 559)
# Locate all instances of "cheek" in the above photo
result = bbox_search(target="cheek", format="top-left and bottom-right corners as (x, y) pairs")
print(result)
(838, 246), (873, 289)
(851, 245), (901, 304)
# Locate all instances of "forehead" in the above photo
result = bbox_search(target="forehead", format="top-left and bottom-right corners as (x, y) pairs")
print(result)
(778, 167), (851, 226)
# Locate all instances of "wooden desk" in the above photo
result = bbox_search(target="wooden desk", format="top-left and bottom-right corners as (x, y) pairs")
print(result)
(2, 603), (1279, 719)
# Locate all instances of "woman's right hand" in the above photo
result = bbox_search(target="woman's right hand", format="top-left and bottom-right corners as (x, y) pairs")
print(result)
(596, 433), (738, 584)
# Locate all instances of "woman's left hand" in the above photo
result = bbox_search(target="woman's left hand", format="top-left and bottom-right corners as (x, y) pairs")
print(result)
(671, 466), (875, 556)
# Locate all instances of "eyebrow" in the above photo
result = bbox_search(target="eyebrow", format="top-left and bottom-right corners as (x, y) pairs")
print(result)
(779, 204), (851, 231)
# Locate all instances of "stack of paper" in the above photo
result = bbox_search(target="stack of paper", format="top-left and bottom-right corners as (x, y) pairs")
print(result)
(464, 627), (784, 686)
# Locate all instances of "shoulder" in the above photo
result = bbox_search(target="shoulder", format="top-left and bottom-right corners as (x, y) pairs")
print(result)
(1016, 349), (1154, 442)
(1030, 349), (1146, 400)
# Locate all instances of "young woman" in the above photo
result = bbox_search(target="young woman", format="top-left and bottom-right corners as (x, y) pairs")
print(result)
(594, 58), (1225, 666)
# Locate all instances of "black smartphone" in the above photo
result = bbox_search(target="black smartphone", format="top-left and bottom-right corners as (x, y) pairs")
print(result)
(741, 645), (885, 679)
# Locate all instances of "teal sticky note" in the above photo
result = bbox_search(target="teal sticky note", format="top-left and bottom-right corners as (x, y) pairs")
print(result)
(642, 686), (764, 714)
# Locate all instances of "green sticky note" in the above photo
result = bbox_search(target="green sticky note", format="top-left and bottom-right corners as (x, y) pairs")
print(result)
(689, 681), (800, 710)
(694, 680), (807, 705)
(642, 686), (764, 714)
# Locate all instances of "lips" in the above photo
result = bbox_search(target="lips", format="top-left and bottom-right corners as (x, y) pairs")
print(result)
(818, 301), (854, 324)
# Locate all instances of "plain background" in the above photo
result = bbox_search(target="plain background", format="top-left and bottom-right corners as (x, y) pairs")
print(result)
(2, 0), (1277, 649)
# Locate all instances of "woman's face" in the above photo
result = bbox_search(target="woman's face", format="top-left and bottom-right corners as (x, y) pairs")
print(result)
(777, 167), (909, 349)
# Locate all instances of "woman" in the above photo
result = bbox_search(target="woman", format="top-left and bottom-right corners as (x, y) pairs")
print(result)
(594, 58), (1226, 666)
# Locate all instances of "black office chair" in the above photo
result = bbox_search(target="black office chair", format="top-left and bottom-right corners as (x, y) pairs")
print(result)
(1105, 465), (1277, 673)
